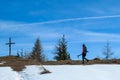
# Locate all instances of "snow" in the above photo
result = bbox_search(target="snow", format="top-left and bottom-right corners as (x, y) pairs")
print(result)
(0, 65), (120, 80)
(0, 67), (22, 80)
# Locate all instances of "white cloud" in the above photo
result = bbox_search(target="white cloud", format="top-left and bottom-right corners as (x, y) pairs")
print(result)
(30, 32), (62, 39)
(1, 14), (120, 32)
(0, 16), (120, 43)
(43, 45), (54, 51)
(0, 21), (29, 32)
(27, 14), (120, 25)
(73, 30), (120, 42)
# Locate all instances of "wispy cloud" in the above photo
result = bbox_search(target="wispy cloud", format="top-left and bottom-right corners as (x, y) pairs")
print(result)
(1, 20), (120, 43)
(1, 14), (119, 28)
(0, 21), (29, 32)
(84, 31), (120, 38)
(30, 32), (62, 39)
(1, 14), (120, 43)
(73, 30), (120, 42)
(30, 14), (120, 25)
(1, 14), (120, 31)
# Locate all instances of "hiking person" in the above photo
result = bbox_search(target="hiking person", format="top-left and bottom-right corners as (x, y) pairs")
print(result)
(81, 44), (89, 64)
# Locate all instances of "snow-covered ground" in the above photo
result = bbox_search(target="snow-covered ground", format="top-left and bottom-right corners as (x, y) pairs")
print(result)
(0, 65), (120, 80)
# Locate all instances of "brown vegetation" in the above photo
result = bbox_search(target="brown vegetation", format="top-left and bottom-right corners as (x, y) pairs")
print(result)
(0, 56), (40, 71)
(0, 56), (120, 71)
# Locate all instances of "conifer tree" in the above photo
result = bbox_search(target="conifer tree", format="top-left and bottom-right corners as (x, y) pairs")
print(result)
(54, 35), (70, 61)
(29, 38), (45, 62)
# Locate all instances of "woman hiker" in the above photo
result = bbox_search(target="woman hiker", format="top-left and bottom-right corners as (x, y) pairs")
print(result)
(77, 44), (89, 64)
(81, 44), (89, 64)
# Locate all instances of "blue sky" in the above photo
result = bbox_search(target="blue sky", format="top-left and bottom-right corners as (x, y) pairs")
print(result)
(0, 0), (120, 60)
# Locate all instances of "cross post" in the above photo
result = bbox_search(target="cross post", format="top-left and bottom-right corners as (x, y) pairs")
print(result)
(6, 37), (15, 56)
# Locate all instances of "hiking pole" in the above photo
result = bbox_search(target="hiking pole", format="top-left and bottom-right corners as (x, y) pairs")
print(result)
(77, 54), (82, 59)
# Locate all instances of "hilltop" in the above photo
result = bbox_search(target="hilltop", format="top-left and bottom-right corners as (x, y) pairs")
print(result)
(0, 56), (120, 71)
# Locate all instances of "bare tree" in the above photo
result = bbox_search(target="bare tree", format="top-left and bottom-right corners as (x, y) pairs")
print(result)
(103, 41), (114, 60)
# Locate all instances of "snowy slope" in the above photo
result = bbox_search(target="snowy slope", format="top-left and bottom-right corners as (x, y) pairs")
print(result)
(0, 65), (120, 80)
(0, 67), (22, 80)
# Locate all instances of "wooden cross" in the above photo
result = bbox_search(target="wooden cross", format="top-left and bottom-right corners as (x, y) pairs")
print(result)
(6, 37), (15, 56)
